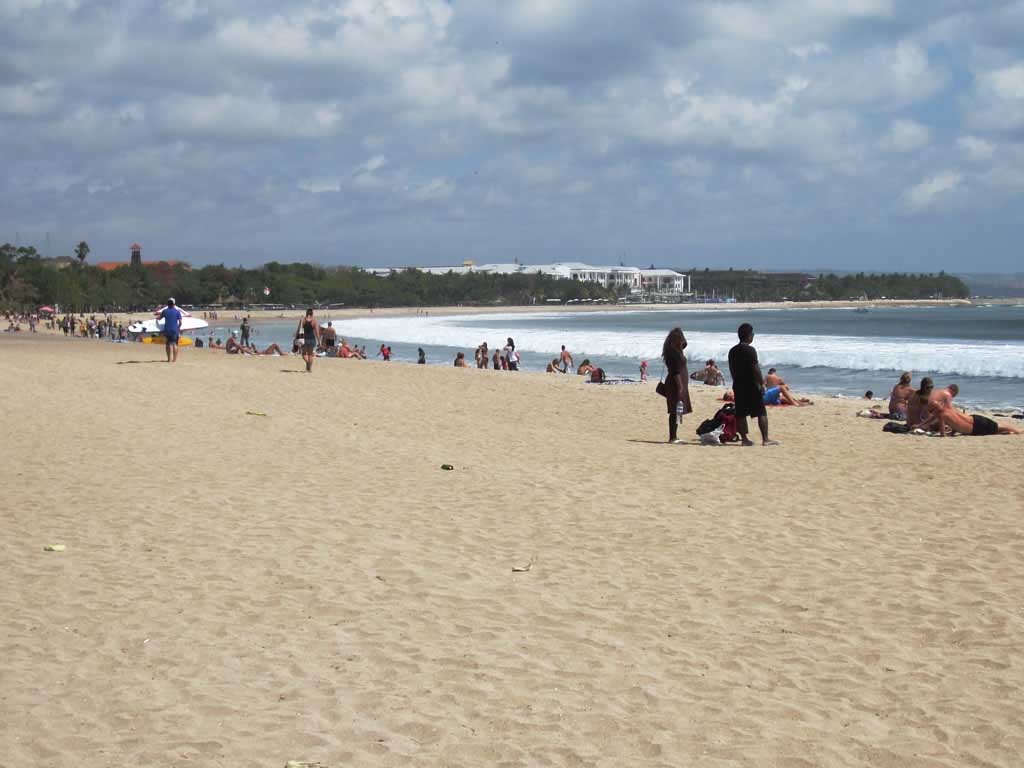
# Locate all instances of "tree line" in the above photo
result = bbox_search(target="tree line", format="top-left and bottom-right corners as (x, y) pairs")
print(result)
(1, 242), (971, 312)
(684, 268), (970, 302)
(0, 245), (617, 312)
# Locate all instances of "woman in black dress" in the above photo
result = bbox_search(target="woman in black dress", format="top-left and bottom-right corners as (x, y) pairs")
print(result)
(662, 327), (692, 443)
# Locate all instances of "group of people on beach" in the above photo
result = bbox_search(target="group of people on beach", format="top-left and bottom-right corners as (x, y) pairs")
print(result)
(660, 321), (1018, 444)
(70, 302), (1020, 439)
(659, 322), (787, 446)
(865, 372), (1019, 437)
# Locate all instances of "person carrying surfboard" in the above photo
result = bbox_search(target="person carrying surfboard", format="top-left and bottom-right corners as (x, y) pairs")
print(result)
(156, 298), (183, 363)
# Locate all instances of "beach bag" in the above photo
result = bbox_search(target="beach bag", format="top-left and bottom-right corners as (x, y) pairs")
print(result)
(696, 415), (722, 436)
(719, 411), (738, 442)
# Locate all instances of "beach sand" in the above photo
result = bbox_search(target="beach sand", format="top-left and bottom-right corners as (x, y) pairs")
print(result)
(3, 335), (1023, 767)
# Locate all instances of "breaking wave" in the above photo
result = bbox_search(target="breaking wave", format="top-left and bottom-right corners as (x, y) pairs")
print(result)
(332, 314), (1024, 379)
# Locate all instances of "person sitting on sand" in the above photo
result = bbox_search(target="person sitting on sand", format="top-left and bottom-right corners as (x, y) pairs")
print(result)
(765, 368), (786, 388)
(905, 377), (933, 427)
(454, 352), (468, 367)
(338, 339), (355, 358)
(226, 332), (245, 354)
(546, 358), (563, 373)
(704, 359), (725, 386)
(577, 359), (594, 377)
(887, 372), (915, 419)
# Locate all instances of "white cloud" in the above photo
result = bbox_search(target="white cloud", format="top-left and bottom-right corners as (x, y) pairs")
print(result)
(905, 172), (961, 210)
(361, 155), (388, 173)
(967, 62), (1024, 136)
(671, 156), (713, 177)
(0, 79), (59, 116)
(164, 0), (205, 22)
(298, 178), (342, 194)
(958, 135), (994, 160)
(216, 0), (453, 71)
(705, 0), (892, 42)
(988, 63), (1024, 100)
(805, 43), (946, 109)
(788, 42), (830, 59)
(406, 177), (455, 201)
(157, 93), (344, 139)
(881, 119), (931, 151)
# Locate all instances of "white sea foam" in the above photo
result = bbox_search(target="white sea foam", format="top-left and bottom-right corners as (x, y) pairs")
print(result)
(332, 314), (1024, 379)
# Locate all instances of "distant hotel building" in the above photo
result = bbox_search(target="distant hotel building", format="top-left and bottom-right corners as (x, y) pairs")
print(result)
(369, 261), (691, 297)
(95, 243), (188, 271)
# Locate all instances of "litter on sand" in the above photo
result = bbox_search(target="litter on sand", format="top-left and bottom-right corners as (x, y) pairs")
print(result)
(43, 544), (66, 552)
(245, 411), (268, 417)
(440, 464), (454, 470)
(512, 557), (535, 573)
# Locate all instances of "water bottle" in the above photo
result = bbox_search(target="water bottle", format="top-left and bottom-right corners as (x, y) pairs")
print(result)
(676, 400), (686, 417)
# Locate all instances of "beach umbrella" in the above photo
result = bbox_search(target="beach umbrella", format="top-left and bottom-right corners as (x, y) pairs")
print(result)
(38, 305), (55, 313)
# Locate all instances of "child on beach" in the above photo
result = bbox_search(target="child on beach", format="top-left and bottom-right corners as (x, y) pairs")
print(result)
(640, 360), (649, 382)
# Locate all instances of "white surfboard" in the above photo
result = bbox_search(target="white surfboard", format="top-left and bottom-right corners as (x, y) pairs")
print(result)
(128, 315), (209, 334)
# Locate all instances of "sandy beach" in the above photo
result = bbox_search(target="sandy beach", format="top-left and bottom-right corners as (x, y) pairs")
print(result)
(3, 334), (1023, 767)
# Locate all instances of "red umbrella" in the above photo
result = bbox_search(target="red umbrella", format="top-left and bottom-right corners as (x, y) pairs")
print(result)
(38, 306), (56, 312)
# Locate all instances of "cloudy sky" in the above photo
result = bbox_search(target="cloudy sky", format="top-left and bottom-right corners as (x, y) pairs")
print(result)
(1, 1), (1022, 271)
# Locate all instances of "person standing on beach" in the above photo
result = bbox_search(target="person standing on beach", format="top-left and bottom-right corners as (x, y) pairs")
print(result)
(504, 337), (519, 371)
(728, 323), (776, 446)
(418, 347), (426, 365)
(240, 316), (251, 347)
(296, 308), (320, 372)
(560, 345), (574, 373)
(156, 298), (183, 363)
(662, 327), (692, 444)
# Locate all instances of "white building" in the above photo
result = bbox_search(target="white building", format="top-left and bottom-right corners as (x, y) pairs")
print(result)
(367, 261), (690, 296)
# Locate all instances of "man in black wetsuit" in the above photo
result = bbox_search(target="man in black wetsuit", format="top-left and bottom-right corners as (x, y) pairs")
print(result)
(727, 323), (778, 446)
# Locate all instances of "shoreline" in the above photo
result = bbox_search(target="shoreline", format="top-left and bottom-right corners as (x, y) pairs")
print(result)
(6, 332), (1021, 415)
(20, 297), (979, 332)
(226, 297), (977, 325)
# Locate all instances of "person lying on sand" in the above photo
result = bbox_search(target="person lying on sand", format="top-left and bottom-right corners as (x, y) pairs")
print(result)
(251, 343), (288, 356)
(763, 384), (812, 406)
(928, 383), (959, 414)
(921, 406), (1020, 436)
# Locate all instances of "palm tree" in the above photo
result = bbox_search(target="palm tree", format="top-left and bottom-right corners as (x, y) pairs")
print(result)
(75, 241), (90, 266)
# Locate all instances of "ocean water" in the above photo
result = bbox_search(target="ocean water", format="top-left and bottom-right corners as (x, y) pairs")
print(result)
(221, 305), (1024, 411)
